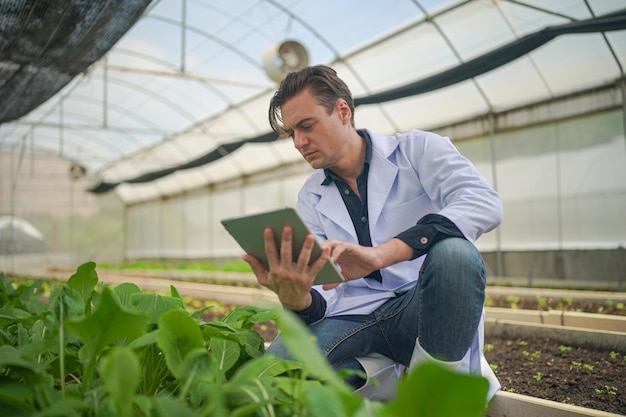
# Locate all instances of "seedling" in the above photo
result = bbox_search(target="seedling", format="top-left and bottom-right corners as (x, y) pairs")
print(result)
(558, 345), (572, 354)
(484, 343), (494, 353)
(489, 364), (498, 374)
(533, 372), (543, 382)
(584, 364), (595, 373)
(609, 351), (619, 360)
(536, 296), (547, 309)
(505, 295), (520, 309)
(595, 386), (618, 396)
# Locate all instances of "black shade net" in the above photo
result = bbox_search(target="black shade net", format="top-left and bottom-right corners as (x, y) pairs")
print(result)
(0, 0), (153, 124)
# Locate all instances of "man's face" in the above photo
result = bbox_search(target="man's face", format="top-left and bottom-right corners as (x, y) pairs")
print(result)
(281, 88), (350, 170)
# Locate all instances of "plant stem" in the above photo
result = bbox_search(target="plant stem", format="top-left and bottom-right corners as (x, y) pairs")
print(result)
(59, 299), (65, 397)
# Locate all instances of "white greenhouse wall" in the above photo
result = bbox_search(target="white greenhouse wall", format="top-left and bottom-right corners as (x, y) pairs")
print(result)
(123, 109), (626, 278)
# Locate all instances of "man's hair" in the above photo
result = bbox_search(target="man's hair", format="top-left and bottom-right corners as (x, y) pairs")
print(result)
(268, 65), (355, 136)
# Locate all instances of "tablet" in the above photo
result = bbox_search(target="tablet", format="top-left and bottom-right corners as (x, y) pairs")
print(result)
(220, 207), (344, 285)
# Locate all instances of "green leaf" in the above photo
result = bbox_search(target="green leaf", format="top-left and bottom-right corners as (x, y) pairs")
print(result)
(0, 382), (36, 414)
(380, 362), (489, 417)
(241, 330), (265, 358)
(222, 305), (274, 329)
(209, 337), (240, 373)
(67, 261), (98, 314)
(178, 348), (216, 400)
(65, 288), (149, 355)
(131, 293), (184, 324)
(127, 329), (158, 350)
(0, 345), (45, 378)
(273, 308), (364, 415)
(65, 287), (149, 391)
(303, 381), (348, 417)
(153, 395), (199, 417)
(0, 272), (16, 302)
(274, 309), (346, 390)
(101, 347), (140, 417)
(170, 285), (182, 299)
(48, 285), (84, 322)
(227, 354), (302, 387)
(113, 283), (141, 309)
(189, 381), (229, 417)
(157, 309), (204, 379)
(29, 396), (86, 417)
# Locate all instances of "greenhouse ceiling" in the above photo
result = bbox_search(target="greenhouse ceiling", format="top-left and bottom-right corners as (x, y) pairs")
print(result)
(1, 0), (625, 202)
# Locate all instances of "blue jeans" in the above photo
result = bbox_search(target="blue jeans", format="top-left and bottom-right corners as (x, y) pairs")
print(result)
(266, 238), (486, 379)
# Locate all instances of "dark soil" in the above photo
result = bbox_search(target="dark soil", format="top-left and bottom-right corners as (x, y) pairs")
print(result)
(483, 335), (625, 414)
(215, 295), (626, 415)
(483, 295), (626, 415)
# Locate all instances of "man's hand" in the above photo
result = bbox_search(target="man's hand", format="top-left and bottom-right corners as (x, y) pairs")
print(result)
(243, 226), (330, 311)
(322, 238), (414, 289)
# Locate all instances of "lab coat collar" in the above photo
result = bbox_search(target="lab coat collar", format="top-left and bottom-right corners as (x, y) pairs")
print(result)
(312, 129), (400, 235)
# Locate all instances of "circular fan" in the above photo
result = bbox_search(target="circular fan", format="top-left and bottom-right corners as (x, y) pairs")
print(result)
(263, 40), (309, 83)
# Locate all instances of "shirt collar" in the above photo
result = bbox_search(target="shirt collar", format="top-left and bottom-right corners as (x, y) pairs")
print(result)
(322, 129), (372, 186)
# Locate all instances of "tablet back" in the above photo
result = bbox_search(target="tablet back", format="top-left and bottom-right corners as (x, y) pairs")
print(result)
(221, 207), (343, 285)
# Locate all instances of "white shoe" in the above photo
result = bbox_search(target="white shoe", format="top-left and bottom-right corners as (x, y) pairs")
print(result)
(409, 338), (462, 372)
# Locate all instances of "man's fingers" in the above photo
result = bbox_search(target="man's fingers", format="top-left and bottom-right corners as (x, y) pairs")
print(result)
(296, 234), (315, 271)
(263, 227), (279, 268)
(279, 226), (294, 267)
(243, 254), (270, 287)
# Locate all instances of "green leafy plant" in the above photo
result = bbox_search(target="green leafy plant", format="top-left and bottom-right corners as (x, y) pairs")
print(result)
(583, 364), (595, 373)
(594, 385), (618, 396)
(558, 345), (572, 354)
(505, 295), (520, 309)
(0, 264), (491, 417)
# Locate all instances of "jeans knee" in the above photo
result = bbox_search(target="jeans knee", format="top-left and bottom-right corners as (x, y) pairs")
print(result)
(422, 238), (485, 285)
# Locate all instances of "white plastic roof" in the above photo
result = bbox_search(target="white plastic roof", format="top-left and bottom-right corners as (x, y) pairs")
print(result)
(1, 0), (625, 203)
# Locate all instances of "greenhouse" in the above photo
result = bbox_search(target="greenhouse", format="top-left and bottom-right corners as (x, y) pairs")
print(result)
(1, 0), (625, 285)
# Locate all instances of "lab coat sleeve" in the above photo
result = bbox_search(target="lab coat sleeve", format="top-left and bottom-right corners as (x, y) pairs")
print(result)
(406, 130), (502, 242)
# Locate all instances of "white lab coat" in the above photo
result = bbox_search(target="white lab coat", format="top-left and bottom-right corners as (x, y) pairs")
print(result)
(296, 128), (502, 399)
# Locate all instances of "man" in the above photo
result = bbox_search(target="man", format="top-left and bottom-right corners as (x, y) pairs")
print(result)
(243, 65), (502, 399)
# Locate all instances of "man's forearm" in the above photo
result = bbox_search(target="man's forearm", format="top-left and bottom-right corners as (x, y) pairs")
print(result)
(374, 238), (414, 269)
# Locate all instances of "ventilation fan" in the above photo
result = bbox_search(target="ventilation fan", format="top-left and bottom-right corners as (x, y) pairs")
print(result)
(263, 40), (309, 83)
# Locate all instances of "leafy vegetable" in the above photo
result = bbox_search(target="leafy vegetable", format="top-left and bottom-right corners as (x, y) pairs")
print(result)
(0, 264), (491, 416)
